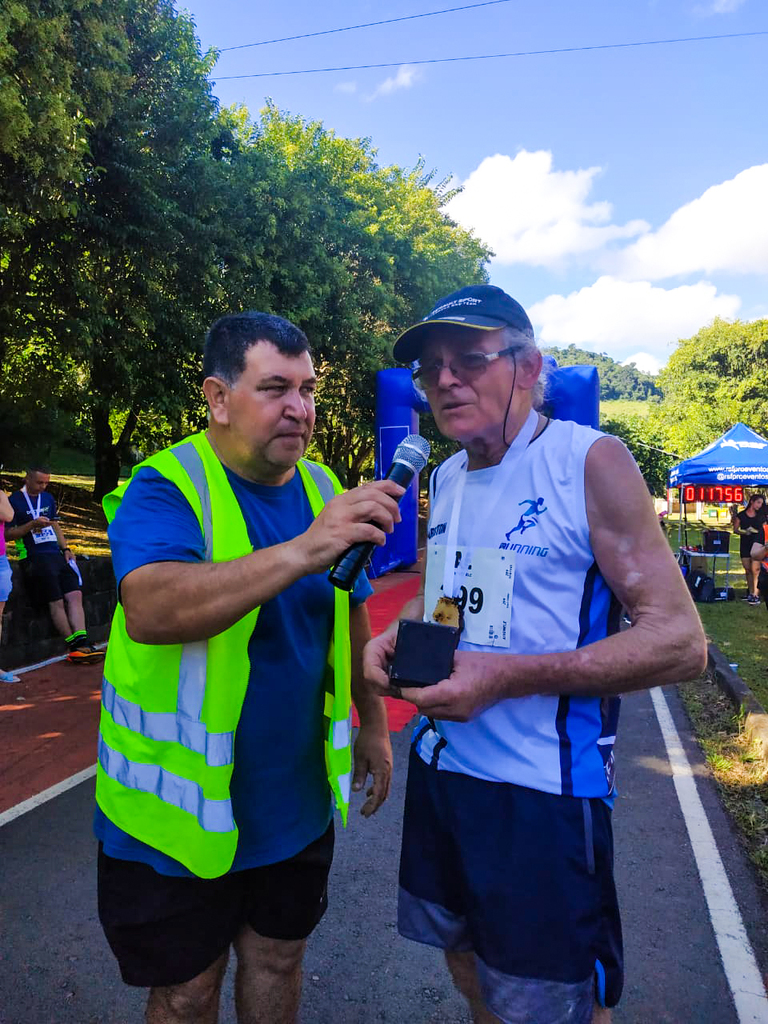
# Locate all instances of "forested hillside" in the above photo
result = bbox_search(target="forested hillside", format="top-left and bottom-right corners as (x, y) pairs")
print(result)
(542, 344), (662, 401)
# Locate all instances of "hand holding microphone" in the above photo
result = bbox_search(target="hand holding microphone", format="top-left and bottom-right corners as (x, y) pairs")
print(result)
(329, 434), (430, 591)
(296, 435), (430, 586)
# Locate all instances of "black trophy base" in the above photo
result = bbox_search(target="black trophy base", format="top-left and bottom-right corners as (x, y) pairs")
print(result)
(389, 618), (461, 688)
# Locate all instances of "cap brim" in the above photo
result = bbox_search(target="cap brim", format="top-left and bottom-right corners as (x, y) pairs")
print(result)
(392, 315), (507, 364)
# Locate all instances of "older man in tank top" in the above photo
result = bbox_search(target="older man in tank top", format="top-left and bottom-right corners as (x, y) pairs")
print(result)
(363, 285), (707, 1024)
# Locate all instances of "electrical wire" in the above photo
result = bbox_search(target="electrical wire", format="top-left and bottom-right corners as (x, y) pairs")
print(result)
(213, 30), (768, 80)
(218, 0), (515, 52)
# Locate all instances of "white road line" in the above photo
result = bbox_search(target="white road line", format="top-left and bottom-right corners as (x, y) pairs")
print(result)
(0, 764), (97, 829)
(651, 686), (768, 1023)
(0, 647), (105, 828)
(11, 641), (108, 676)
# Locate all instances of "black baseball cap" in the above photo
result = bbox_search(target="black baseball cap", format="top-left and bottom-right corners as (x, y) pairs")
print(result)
(393, 284), (534, 363)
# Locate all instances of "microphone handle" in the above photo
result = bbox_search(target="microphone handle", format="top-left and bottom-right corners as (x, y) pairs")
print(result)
(327, 459), (418, 591)
(327, 539), (378, 592)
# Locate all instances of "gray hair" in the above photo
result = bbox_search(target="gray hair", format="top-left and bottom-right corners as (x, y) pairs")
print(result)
(501, 327), (548, 409)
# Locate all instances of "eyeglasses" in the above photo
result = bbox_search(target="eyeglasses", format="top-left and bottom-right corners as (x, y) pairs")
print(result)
(412, 345), (517, 390)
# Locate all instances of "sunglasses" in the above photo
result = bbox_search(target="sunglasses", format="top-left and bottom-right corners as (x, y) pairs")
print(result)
(412, 345), (517, 390)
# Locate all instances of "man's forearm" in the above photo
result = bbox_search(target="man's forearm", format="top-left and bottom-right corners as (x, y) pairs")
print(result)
(350, 603), (388, 731)
(122, 538), (314, 644)
(5, 523), (30, 540)
(496, 615), (707, 700)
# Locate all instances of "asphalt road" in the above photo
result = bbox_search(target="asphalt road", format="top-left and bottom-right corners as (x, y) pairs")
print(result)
(2, 685), (768, 1024)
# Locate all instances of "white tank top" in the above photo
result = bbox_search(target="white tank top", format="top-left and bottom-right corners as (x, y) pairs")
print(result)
(415, 417), (621, 798)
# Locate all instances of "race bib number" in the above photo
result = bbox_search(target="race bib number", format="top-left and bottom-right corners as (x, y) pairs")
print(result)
(425, 543), (515, 648)
(31, 525), (57, 545)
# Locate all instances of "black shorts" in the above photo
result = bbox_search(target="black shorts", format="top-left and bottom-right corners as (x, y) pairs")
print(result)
(97, 824), (334, 987)
(23, 551), (81, 604)
(398, 748), (623, 1024)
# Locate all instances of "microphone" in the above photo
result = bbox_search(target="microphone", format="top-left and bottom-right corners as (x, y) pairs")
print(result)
(328, 434), (431, 591)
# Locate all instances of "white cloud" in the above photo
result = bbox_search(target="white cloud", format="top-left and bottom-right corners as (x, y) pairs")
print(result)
(705, 0), (747, 12)
(366, 65), (421, 100)
(446, 151), (648, 268)
(528, 276), (741, 363)
(612, 165), (768, 281)
(334, 81), (357, 94)
(622, 352), (662, 376)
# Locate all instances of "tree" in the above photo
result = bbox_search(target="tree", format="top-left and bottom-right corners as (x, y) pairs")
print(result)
(0, 0), (131, 375)
(654, 318), (768, 458)
(40, 0), (228, 496)
(543, 344), (661, 401)
(224, 105), (491, 485)
(600, 415), (676, 496)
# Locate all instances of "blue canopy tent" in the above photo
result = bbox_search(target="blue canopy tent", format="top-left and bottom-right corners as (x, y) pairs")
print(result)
(668, 422), (768, 489)
(668, 422), (768, 548)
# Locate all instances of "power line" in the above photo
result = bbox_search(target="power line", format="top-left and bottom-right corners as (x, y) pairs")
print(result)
(218, 1), (514, 52)
(213, 30), (768, 79)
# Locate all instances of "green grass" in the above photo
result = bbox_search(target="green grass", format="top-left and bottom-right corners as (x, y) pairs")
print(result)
(697, 603), (768, 709)
(679, 673), (768, 888)
(600, 399), (651, 420)
(666, 527), (768, 709)
(3, 445), (130, 481)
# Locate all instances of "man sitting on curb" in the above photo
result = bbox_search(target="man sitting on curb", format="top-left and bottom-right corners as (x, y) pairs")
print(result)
(5, 466), (102, 663)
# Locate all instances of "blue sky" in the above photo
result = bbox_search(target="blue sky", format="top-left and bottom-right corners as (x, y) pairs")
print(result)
(181, 0), (767, 373)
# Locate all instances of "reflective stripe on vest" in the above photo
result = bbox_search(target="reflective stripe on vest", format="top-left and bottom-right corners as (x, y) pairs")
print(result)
(99, 441), (344, 842)
(101, 675), (233, 767)
(98, 734), (235, 832)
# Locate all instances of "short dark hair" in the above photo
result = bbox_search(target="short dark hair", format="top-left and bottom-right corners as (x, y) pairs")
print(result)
(203, 312), (311, 385)
(26, 465), (50, 476)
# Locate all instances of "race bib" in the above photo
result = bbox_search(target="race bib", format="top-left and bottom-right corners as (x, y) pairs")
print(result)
(425, 543), (515, 648)
(31, 525), (57, 545)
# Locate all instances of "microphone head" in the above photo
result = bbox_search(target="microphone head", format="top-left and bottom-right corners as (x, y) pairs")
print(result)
(393, 434), (430, 474)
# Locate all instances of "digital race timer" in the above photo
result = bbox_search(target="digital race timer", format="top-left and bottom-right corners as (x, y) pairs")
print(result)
(681, 485), (744, 503)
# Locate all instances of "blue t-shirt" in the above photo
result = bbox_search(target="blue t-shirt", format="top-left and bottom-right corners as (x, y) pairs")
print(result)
(94, 462), (372, 876)
(9, 489), (59, 558)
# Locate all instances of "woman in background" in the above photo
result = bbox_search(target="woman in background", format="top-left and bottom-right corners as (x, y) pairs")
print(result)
(732, 493), (767, 605)
(0, 488), (20, 682)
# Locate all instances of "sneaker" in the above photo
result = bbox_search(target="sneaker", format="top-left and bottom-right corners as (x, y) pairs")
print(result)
(67, 644), (104, 664)
(0, 669), (20, 683)
(747, 595), (761, 605)
(741, 594), (753, 601)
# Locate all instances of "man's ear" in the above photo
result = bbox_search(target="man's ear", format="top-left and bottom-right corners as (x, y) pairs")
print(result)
(203, 376), (231, 426)
(517, 348), (543, 391)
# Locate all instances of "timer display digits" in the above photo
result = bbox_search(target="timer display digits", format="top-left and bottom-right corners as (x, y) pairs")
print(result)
(682, 485), (744, 503)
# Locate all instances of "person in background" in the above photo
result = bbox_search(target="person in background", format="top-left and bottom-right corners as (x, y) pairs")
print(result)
(731, 493), (767, 605)
(0, 488), (20, 683)
(749, 519), (768, 611)
(5, 466), (102, 661)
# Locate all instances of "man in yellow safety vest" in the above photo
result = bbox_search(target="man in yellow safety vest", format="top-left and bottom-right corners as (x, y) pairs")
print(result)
(95, 311), (401, 1024)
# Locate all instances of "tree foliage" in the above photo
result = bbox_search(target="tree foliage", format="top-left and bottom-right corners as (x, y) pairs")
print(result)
(543, 344), (661, 401)
(0, 26), (491, 494)
(653, 318), (768, 458)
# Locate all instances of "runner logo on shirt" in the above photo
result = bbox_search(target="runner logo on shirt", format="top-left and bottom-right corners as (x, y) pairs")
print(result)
(506, 497), (548, 539)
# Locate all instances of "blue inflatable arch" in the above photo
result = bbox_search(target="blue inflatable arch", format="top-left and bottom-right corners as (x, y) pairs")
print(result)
(369, 358), (600, 577)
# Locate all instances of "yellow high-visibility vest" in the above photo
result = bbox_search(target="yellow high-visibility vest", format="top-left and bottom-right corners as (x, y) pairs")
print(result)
(96, 431), (352, 878)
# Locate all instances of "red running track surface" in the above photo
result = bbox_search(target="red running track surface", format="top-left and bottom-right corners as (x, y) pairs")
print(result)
(0, 572), (421, 814)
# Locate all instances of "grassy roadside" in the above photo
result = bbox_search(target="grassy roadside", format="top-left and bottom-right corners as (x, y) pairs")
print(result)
(666, 524), (768, 890)
(665, 523), (768, 708)
(679, 673), (768, 888)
